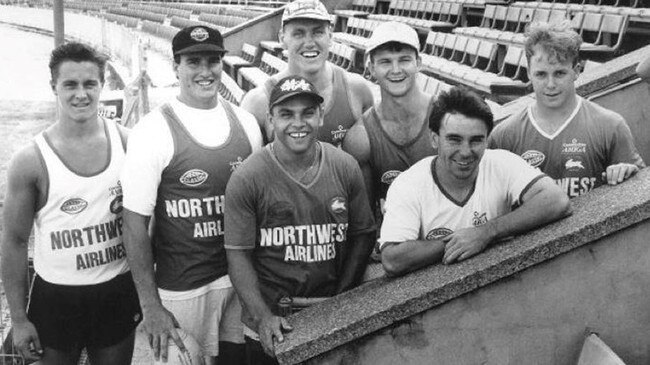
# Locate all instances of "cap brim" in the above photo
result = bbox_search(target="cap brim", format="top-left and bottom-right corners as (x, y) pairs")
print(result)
(174, 43), (228, 55)
(269, 92), (324, 110)
(365, 41), (419, 56)
(282, 14), (332, 24)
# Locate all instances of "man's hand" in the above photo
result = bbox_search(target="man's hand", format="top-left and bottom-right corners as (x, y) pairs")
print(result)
(141, 303), (185, 362)
(12, 320), (43, 363)
(257, 314), (293, 358)
(602, 163), (639, 185)
(442, 226), (493, 264)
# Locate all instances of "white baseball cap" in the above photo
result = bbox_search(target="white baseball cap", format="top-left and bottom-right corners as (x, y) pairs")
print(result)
(365, 21), (420, 56)
(282, 0), (331, 25)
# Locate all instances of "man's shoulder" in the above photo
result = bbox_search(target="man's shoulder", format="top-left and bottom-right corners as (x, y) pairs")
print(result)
(233, 148), (270, 177)
(342, 117), (371, 161)
(240, 85), (270, 120)
(6, 140), (44, 189)
(580, 98), (625, 126)
(494, 107), (530, 133)
(324, 142), (356, 164)
(394, 156), (433, 184)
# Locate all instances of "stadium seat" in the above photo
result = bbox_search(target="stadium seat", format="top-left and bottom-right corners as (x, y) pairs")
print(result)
(222, 43), (258, 79)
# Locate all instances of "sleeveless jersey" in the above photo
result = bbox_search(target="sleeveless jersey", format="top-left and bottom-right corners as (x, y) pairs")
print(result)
(33, 119), (129, 285)
(264, 64), (356, 146)
(153, 101), (252, 291)
(363, 98), (437, 203)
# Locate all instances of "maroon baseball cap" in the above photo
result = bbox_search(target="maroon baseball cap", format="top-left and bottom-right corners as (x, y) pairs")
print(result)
(172, 26), (227, 55)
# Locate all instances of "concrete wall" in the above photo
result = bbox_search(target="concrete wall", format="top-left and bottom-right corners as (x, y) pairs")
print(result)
(589, 79), (650, 165)
(308, 220), (650, 365)
(223, 9), (282, 59)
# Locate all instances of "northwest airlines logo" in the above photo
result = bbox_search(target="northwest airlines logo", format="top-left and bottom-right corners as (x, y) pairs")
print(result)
(180, 169), (208, 187)
(60, 198), (88, 215)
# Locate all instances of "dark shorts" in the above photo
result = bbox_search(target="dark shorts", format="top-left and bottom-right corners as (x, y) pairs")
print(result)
(28, 272), (142, 351)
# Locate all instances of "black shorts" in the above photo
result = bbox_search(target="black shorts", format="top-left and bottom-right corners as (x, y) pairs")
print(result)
(28, 272), (142, 351)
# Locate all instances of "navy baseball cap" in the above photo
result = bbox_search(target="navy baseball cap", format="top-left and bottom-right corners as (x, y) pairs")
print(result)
(269, 76), (324, 110)
(172, 26), (227, 56)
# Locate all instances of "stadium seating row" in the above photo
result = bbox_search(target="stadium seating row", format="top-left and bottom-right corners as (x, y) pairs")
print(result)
(108, 8), (166, 24)
(368, 0), (463, 30)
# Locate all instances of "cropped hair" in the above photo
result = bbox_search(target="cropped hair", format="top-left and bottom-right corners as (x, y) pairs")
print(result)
(368, 41), (419, 63)
(428, 87), (494, 135)
(49, 42), (107, 84)
(524, 21), (582, 66)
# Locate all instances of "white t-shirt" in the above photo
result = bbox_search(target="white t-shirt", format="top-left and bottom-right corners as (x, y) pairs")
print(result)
(121, 97), (262, 299)
(379, 149), (544, 249)
(122, 97), (262, 217)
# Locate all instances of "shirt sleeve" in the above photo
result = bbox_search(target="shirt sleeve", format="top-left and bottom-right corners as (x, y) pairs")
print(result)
(608, 117), (646, 168)
(224, 170), (258, 250)
(121, 111), (172, 216)
(497, 150), (546, 206)
(378, 169), (422, 250)
(345, 158), (376, 236)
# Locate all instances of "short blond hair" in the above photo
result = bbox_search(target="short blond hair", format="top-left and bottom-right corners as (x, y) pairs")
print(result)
(525, 21), (582, 66)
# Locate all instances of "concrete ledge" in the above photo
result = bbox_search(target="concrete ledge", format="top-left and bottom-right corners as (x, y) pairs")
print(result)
(275, 168), (650, 365)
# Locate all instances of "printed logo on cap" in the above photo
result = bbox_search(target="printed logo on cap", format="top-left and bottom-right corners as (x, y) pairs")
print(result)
(190, 27), (209, 42)
(280, 78), (312, 92)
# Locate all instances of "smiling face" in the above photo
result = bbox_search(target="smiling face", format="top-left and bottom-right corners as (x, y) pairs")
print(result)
(369, 46), (420, 98)
(51, 61), (103, 124)
(269, 94), (323, 156)
(528, 45), (580, 114)
(175, 52), (223, 109)
(432, 112), (488, 183)
(280, 19), (331, 74)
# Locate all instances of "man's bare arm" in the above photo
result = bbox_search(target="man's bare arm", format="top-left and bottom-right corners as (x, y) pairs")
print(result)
(336, 231), (377, 290)
(443, 176), (571, 264)
(342, 121), (374, 206)
(122, 209), (185, 362)
(347, 73), (374, 119)
(227, 249), (292, 358)
(241, 87), (272, 143)
(381, 239), (446, 277)
(0, 147), (43, 362)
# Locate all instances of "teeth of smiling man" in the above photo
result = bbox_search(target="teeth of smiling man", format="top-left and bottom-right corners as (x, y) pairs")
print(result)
(290, 132), (307, 138)
(197, 80), (213, 86)
(302, 51), (319, 58)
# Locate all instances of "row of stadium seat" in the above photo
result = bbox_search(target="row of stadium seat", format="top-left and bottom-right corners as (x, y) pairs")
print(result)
(108, 8), (166, 24)
(127, 3), (192, 19)
(453, 5), (629, 56)
(368, 0), (464, 30)
(199, 13), (248, 28)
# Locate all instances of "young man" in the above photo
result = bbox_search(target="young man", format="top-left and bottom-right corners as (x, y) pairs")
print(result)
(241, 0), (373, 146)
(1, 42), (140, 364)
(380, 87), (571, 277)
(343, 21), (436, 215)
(489, 22), (645, 198)
(225, 76), (376, 364)
(121, 26), (262, 364)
